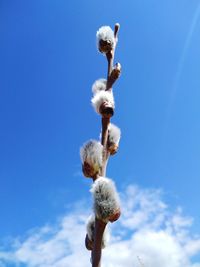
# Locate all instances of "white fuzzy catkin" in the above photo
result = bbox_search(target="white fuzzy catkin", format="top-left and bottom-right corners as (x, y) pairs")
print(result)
(86, 215), (108, 249)
(80, 140), (103, 168)
(90, 177), (120, 222)
(108, 123), (121, 145)
(92, 79), (107, 95)
(91, 91), (114, 114)
(96, 26), (115, 51)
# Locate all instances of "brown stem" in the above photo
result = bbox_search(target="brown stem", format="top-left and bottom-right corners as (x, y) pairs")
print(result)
(106, 51), (113, 90)
(106, 23), (120, 91)
(91, 23), (120, 267)
(101, 117), (110, 147)
(100, 117), (110, 176)
(101, 151), (110, 178)
(91, 218), (107, 267)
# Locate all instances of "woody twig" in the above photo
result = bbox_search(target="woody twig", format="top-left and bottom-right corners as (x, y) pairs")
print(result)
(80, 23), (122, 267)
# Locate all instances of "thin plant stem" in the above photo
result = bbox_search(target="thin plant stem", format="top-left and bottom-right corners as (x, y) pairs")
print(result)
(91, 23), (120, 267)
(91, 219), (107, 267)
(101, 117), (110, 177)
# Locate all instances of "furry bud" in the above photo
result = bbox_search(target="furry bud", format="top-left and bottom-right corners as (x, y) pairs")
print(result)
(90, 177), (121, 222)
(91, 91), (114, 118)
(92, 79), (107, 95)
(108, 123), (121, 155)
(80, 140), (103, 178)
(96, 26), (115, 54)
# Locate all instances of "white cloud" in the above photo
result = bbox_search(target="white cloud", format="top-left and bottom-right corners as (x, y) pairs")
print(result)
(0, 184), (200, 267)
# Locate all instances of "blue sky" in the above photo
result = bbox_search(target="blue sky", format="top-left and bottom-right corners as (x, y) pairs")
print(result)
(0, 0), (200, 266)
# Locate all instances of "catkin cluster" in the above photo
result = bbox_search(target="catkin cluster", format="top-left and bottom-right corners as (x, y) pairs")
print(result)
(80, 24), (122, 252)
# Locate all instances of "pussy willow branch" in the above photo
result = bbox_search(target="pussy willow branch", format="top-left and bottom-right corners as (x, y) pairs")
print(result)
(91, 23), (120, 267)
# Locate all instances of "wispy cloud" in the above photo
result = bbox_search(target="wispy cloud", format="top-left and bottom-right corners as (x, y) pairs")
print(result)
(165, 2), (200, 133)
(0, 184), (200, 267)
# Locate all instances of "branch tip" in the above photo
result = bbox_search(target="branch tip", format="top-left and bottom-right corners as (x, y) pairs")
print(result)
(114, 23), (120, 37)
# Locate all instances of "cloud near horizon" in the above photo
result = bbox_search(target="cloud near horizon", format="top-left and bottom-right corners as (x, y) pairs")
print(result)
(0, 184), (200, 267)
